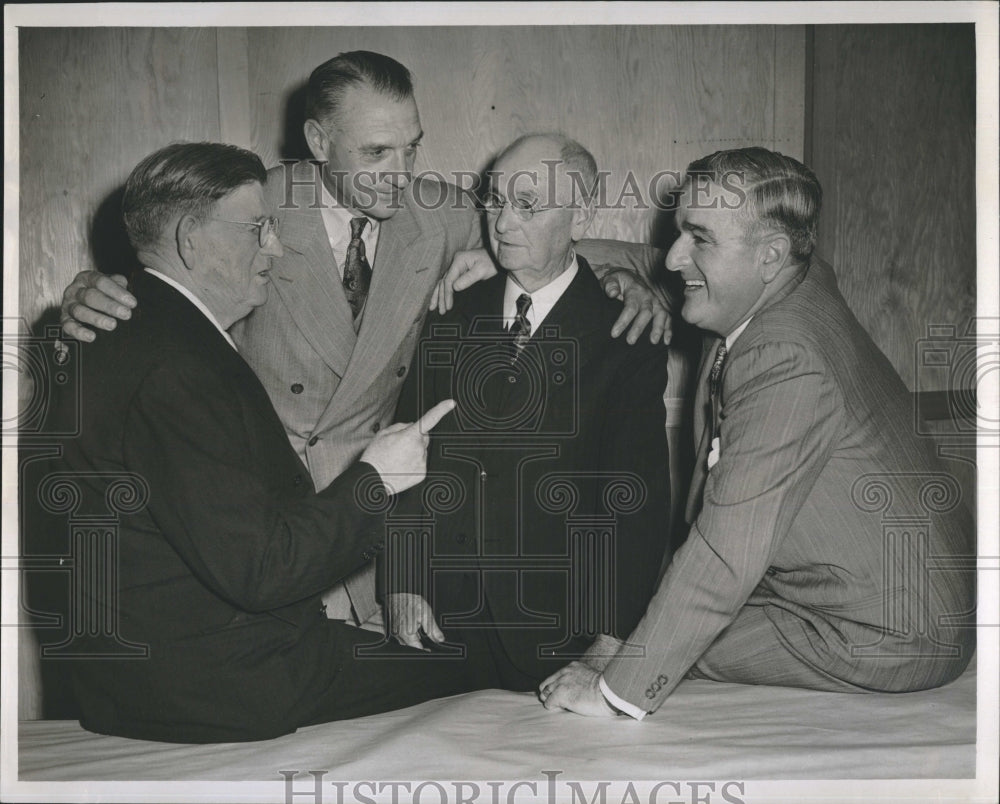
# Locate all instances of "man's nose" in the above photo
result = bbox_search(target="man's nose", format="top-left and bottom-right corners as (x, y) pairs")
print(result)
(493, 204), (516, 234)
(665, 237), (688, 273)
(262, 233), (284, 258)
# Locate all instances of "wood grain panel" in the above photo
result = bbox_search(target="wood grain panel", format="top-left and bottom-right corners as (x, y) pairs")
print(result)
(18, 28), (222, 332)
(809, 24), (976, 390)
(246, 26), (805, 248)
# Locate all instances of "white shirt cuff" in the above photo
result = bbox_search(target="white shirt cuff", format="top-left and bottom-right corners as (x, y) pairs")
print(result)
(599, 675), (647, 721)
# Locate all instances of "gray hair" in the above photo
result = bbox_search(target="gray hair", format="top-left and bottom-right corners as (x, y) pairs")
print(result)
(122, 142), (266, 251)
(685, 147), (822, 262)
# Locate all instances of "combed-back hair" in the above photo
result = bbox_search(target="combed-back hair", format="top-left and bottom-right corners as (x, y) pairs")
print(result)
(305, 50), (414, 129)
(685, 147), (823, 263)
(122, 142), (266, 251)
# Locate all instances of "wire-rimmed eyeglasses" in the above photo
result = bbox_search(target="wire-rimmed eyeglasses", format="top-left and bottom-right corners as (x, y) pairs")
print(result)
(480, 192), (573, 222)
(210, 216), (280, 247)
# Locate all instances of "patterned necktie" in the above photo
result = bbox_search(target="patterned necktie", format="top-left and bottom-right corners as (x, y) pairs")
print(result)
(684, 339), (729, 524)
(343, 216), (373, 318)
(509, 293), (532, 359)
(708, 342), (728, 443)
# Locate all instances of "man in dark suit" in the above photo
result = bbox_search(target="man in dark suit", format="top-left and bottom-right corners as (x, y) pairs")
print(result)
(55, 142), (477, 743)
(381, 134), (672, 690)
(57, 52), (672, 630)
(541, 147), (975, 718)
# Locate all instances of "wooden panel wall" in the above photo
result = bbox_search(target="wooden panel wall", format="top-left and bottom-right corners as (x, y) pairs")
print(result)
(246, 26), (804, 248)
(18, 28), (223, 332)
(808, 24), (976, 391)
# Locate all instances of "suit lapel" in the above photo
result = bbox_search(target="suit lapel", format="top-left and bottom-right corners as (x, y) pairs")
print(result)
(318, 196), (444, 424)
(268, 201), (357, 377)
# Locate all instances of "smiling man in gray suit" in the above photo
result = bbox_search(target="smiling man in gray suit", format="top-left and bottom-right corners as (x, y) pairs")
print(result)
(541, 147), (976, 718)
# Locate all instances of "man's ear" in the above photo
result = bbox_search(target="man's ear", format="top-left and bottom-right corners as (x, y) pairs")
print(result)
(758, 232), (792, 284)
(303, 118), (330, 163)
(570, 200), (596, 243)
(176, 215), (201, 271)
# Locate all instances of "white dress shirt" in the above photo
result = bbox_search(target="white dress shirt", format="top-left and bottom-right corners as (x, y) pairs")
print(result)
(318, 183), (380, 277)
(599, 314), (755, 720)
(144, 268), (238, 351)
(501, 255), (579, 333)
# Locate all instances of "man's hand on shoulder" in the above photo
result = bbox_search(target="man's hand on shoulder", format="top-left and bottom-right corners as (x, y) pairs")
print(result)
(430, 249), (498, 313)
(539, 661), (619, 718)
(61, 271), (136, 341)
(600, 268), (672, 346)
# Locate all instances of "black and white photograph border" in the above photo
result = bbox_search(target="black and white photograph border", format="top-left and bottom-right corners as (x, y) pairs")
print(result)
(2, 2), (998, 803)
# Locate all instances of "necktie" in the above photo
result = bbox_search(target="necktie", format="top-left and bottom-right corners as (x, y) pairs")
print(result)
(685, 339), (728, 524)
(343, 216), (373, 318)
(708, 342), (728, 443)
(509, 293), (532, 359)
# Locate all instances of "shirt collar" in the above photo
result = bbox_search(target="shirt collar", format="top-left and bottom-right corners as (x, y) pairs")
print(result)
(725, 316), (753, 350)
(503, 253), (579, 332)
(143, 268), (238, 350)
(318, 183), (381, 272)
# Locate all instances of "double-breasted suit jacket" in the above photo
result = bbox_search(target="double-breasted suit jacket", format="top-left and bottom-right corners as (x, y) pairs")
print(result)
(231, 163), (481, 621)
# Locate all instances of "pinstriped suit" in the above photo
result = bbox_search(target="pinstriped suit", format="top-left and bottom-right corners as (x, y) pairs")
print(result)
(602, 259), (975, 713)
(231, 163), (481, 623)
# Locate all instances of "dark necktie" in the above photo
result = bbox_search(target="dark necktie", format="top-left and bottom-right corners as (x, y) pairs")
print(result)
(685, 339), (728, 524)
(708, 342), (728, 443)
(343, 216), (373, 318)
(509, 293), (532, 359)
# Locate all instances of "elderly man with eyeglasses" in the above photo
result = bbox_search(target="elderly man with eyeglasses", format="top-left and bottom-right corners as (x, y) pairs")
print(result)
(53, 141), (487, 743)
(380, 133), (674, 692)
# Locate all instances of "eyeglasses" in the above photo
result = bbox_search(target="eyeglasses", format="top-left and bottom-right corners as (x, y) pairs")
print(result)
(210, 216), (280, 247)
(480, 192), (572, 222)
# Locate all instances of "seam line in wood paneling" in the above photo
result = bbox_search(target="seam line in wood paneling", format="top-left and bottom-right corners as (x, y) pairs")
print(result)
(216, 28), (252, 149)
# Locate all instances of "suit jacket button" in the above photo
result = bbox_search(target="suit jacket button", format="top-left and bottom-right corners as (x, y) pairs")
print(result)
(291, 383), (304, 394)
(308, 436), (319, 447)
(658, 674), (669, 685)
(396, 366), (406, 378)
(361, 551), (371, 561)
(293, 474), (303, 486)
(456, 533), (467, 544)
(371, 422), (381, 433)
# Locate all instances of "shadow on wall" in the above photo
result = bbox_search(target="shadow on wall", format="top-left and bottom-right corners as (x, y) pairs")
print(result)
(30, 184), (139, 338)
(280, 81), (311, 161)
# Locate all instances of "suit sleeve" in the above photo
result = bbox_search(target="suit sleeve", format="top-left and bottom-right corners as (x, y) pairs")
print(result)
(598, 341), (671, 639)
(602, 339), (842, 712)
(377, 310), (456, 599)
(122, 358), (388, 613)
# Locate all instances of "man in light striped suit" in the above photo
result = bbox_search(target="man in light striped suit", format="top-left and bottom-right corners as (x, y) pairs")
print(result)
(540, 147), (976, 719)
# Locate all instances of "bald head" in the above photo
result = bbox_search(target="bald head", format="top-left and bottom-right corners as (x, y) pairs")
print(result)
(486, 133), (597, 292)
(495, 133), (599, 203)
